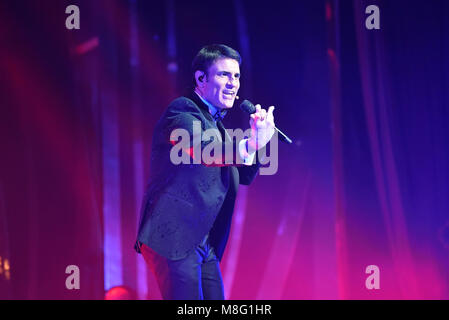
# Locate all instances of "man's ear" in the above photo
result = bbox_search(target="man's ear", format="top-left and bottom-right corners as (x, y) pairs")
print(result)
(195, 70), (206, 87)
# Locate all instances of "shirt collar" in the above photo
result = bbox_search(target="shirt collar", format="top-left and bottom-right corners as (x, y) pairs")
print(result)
(194, 90), (227, 122)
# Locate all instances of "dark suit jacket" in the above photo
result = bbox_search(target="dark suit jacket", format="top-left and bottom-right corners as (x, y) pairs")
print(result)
(135, 92), (261, 261)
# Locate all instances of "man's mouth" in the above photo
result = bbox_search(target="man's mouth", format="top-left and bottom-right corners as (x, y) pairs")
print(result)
(222, 90), (235, 99)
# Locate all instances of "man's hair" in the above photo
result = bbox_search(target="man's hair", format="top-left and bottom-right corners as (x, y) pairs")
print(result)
(191, 44), (241, 88)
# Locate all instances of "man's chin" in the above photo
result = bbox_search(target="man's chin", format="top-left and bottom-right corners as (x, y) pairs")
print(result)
(221, 101), (234, 109)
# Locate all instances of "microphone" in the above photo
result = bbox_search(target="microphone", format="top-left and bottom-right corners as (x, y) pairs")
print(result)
(240, 99), (292, 144)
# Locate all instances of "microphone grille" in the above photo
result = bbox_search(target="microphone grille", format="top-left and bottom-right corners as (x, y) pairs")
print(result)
(240, 99), (256, 114)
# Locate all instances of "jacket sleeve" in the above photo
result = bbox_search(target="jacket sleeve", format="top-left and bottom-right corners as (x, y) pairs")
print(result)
(162, 98), (250, 167)
(236, 145), (266, 185)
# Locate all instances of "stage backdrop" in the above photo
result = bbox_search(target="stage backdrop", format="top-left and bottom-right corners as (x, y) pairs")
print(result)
(0, 0), (448, 299)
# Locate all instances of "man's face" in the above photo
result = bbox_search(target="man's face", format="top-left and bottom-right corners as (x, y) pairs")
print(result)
(200, 58), (240, 109)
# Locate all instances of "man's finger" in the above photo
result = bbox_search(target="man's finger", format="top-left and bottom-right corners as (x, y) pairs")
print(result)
(267, 106), (275, 123)
(258, 108), (266, 121)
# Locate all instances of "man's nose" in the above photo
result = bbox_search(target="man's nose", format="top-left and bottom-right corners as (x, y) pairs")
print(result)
(226, 77), (238, 88)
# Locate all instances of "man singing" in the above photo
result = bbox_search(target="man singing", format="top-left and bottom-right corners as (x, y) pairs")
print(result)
(135, 44), (275, 300)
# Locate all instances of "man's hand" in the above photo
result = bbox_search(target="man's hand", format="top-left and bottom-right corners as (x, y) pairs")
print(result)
(247, 104), (275, 153)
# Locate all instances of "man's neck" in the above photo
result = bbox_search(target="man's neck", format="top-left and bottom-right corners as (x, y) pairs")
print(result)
(194, 89), (227, 121)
